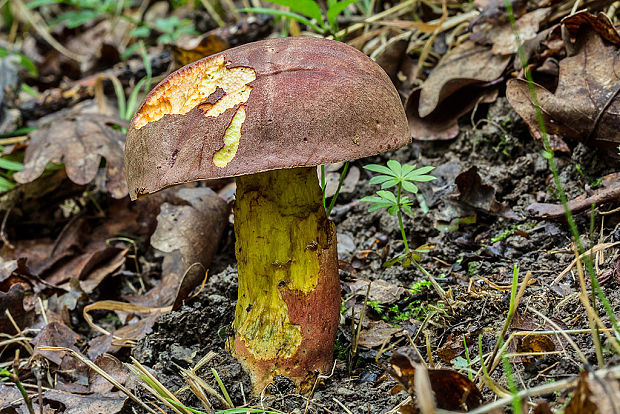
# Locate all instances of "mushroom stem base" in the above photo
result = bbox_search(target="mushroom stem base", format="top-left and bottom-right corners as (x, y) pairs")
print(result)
(231, 167), (340, 393)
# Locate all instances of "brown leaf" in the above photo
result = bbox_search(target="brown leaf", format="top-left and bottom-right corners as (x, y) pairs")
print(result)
(565, 369), (620, 414)
(79, 248), (128, 294)
(32, 321), (82, 366)
(172, 33), (230, 67)
(437, 333), (465, 363)
(42, 389), (127, 414)
(357, 320), (404, 348)
(386, 348), (484, 411)
(89, 353), (129, 394)
(0, 382), (24, 412)
(563, 11), (620, 46)
(150, 187), (230, 309)
(454, 166), (519, 219)
(488, 8), (551, 55)
(506, 28), (620, 153)
(87, 313), (159, 359)
(418, 41), (510, 118)
(14, 100), (128, 198)
(407, 86), (498, 141)
(347, 279), (405, 305)
(0, 283), (32, 335)
(374, 38), (410, 83)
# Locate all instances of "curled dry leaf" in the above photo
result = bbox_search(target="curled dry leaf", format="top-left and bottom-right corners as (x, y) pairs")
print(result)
(565, 369), (620, 414)
(506, 27), (620, 154)
(43, 389), (127, 414)
(150, 187), (230, 309)
(14, 100), (128, 198)
(418, 41), (510, 118)
(357, 320), (404, 348)
(488, 8), (551, 55)
(347, 279), (405, 305)
(407, 86), (498, 141)
(562, 10), (620, 46)
(454, 166), (519, 219)
(32, 321), (82, 366)
(386, 348), (484, 411)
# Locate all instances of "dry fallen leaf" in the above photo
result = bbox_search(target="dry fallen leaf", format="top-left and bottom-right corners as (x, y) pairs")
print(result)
(32, 321), (82, 366)
(563, 10), (620, 46)
(14, 100), (128, 198)
(454, 166), (519, 219)
(0, 283), (32, 334)
(437, 333), (465, 363)
(407, 86), (498, 141)
(150, 187), (230, 309)
(357, 320), (404, 348)
(418, 41), (510, 118)
(43, 389), (127, 414)
(506, 26), (620, 154)
(565, 369), (620, 414)
(347, 279), (405, 305)
(386, 348), (484, 411)
(488, 8), (551, 55)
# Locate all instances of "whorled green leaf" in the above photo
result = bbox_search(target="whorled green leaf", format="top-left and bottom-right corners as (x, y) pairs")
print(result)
(364, 163), (395, 176)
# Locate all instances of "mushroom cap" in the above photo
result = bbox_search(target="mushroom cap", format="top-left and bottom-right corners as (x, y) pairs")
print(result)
(125, 37), (410, 200)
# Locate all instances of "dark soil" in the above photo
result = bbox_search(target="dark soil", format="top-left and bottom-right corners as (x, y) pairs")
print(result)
(127, 97), (620, 413)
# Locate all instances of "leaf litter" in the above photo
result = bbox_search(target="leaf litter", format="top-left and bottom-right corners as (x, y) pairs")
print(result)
(1, 1), (620, 414)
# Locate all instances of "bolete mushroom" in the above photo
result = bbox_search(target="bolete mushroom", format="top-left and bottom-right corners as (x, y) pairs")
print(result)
(124, 37), (410, 391)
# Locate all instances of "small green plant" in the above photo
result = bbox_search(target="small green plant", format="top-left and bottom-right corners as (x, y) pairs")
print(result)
(575, 163), (603, 189)
(361, 160), (435, 266)
(240, 0), (360, 39)
(409, 279), (431, 294)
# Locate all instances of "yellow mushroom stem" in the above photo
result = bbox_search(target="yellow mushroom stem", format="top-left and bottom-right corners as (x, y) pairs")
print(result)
(231, 167), (340, 392)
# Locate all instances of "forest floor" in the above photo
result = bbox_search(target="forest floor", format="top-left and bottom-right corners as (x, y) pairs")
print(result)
(0, 1), (619, 413)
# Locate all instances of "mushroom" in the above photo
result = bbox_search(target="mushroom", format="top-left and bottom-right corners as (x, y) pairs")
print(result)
(124, 36), (410, 391)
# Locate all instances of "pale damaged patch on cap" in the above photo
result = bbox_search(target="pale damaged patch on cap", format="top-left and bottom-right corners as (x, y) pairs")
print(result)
(133, 55), (256, 130)
(213, 105), (246, 167)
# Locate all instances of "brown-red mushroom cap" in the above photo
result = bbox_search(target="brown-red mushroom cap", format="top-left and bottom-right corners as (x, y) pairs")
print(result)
(124, 37), (411, 200)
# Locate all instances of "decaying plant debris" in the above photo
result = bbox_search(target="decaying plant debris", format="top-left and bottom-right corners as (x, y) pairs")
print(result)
(0, 1), (619, 413)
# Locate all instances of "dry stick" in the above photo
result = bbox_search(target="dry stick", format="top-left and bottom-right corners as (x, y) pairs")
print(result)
(12, 0), (87, 62)
(352, 281), (372, 354)
(1, 207), (14, 249)
(528, 307), (588, 363)
(476, 271), (531, 381)
(552, 241), (620, 284)
(198, 0), (226, 27)
(130, 356), (191, 414)
(574, 243), (605, 366)
(180, 368), (229, 409)
(4, 310), (34, 355)
(332, 397), (354, 414)
(469, 365), (620, 414)
(38, 346), (159, 414)
(579, 295), (620, 355)
(415, 363), (437, 414)
(412, 0), (447, 81)
(424, 330), (435, 368)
